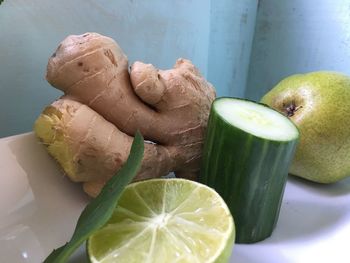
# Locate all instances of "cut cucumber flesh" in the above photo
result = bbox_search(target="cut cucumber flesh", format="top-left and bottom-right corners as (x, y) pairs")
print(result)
(215, 98), (299, 141)
(200, 97), (299, 243)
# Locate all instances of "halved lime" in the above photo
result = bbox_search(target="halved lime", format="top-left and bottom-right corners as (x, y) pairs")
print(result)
(87, 178), (235, 263)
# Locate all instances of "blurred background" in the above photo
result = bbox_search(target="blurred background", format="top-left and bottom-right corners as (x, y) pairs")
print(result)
(0, 0), (349, 138)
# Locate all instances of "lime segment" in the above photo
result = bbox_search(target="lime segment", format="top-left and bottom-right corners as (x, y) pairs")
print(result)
(87, 178), (235, 263)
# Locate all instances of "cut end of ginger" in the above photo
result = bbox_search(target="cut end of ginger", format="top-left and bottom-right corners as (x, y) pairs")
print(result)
(34, 106), (77, 179)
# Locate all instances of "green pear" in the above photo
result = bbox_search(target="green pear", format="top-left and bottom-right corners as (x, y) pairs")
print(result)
(261, 71), (350, 183)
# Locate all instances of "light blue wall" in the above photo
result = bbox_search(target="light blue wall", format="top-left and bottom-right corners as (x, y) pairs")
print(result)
(246, 0), (350, 100)
(4, 0), (348, 137)
(208, 0), (258, 98)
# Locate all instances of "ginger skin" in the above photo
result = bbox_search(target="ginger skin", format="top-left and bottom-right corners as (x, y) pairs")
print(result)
(35, 32), (215, 197)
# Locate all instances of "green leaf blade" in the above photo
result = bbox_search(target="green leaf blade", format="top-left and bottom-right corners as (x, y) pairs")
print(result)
(44, 131), (144, 263)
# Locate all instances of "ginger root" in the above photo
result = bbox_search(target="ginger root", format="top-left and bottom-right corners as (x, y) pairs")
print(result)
(34, 32), (215, 197)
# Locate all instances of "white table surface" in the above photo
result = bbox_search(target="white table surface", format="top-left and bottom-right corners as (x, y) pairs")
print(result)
(1, 133), (350, 263)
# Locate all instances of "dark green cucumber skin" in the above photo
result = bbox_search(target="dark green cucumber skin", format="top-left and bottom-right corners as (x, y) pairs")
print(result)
(200, 98), (299, 244)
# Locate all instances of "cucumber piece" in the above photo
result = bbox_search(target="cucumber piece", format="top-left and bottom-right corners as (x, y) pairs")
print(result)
(200, 97), (299, 243)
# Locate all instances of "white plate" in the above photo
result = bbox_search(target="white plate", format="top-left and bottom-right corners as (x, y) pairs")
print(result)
(1, 133), (350, 263)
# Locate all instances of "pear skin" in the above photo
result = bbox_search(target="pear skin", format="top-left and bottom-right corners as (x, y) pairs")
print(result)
(261, 71), (350, 183)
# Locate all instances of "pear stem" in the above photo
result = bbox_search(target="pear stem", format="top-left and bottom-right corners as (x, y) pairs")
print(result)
(285, 103), (302, 117)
